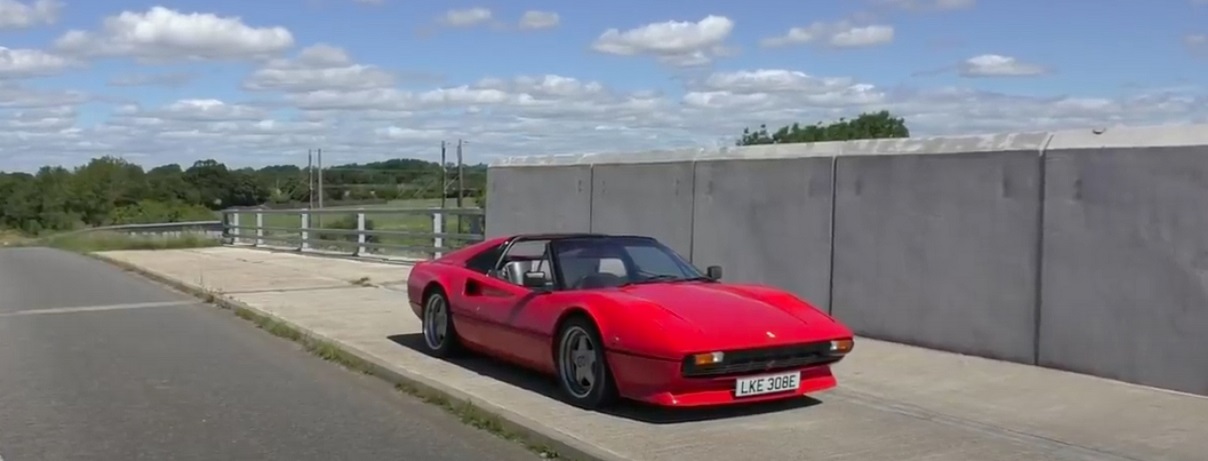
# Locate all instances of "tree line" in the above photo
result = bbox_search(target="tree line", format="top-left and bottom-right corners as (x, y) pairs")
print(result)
(0, 157), (487, 235)
(736, 110), (909, 145)
(0, 111), (908, 235)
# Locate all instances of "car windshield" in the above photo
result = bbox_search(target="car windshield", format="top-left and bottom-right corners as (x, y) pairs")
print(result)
(550, 237), (709, 290)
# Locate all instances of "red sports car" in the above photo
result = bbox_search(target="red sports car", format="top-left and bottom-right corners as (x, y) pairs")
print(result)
(406, 233), (855, 409)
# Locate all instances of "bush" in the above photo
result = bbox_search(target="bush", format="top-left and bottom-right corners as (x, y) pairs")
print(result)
(108, 200), (218, 225)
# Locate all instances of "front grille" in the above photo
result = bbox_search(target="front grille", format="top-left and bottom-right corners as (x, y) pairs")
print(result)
(681, 341), (841, 378)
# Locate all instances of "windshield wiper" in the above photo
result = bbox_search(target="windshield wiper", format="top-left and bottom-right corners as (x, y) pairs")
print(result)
(667, 276), (715, 283)
(622, 274), (714, 286)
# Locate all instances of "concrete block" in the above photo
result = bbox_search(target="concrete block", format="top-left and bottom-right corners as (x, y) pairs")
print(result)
(831, 149), (1043, 364)
(484, 165), (592, 238)
(589, 162), (695, 257)
(690, 157), (834, 310)
(1039, 143), (1208, 396)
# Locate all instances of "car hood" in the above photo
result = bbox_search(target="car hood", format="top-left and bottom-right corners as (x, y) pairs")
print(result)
(610, 282), (844, 350)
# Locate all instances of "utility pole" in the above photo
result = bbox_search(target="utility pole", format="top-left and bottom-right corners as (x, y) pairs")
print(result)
(456, 139), (465, 232)
(316, 148), (324, 227)
(440, 141), (447, 209)
(317, 148), (324, 209)
(307, 149), (314, 209)
(456, 139), (465, 209)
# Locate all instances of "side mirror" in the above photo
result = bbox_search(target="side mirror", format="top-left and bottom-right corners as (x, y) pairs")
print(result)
(706, 265), (723, 280)
(522, 271), (549, 288)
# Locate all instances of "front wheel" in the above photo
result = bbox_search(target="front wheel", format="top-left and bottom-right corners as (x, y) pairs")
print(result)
(422, 289), (460, 358)
(555, 316), (619, 409)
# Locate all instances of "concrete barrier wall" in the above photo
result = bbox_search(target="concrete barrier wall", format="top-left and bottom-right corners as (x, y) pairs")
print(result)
(1038, 127), (1208, 396)
(486, 124), (1208, 397)
(691, 155), (835, 311)
(485, 165), (592, 237)
(591, 162), (695, 257)
(831, 144), (1045, 365)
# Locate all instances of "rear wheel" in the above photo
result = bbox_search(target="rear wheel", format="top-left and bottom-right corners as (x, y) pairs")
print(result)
(422, 288), (460, 358)
(554, 315), (618, 409)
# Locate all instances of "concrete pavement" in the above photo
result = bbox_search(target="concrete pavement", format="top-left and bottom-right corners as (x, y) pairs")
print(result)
(0, 247), (540, 461)
(97, 246), (1208, 461)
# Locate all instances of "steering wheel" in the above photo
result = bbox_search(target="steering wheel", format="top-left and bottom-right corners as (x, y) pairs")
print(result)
(572, 272), (626, 290)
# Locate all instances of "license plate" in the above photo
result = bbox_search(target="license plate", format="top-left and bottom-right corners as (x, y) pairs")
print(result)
(734, 371), (801, 398)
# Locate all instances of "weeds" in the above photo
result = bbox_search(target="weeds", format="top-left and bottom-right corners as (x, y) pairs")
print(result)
(43, 230), (220, 252)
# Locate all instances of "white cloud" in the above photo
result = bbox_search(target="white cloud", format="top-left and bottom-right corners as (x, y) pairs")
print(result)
(108, 72), (195, 87)
(111, 99), (269, 124)
(52, 6), (294, 62)
(762, 20), (894, 49)
(244, 44), (395, 93)
(876, 0), (975, 11)
(519, 10), (560, 30)
(959, 54), (1049, 77)
(0, 82), (89, 109)
(0, 47), (76, 79)
(6, 60), (1206, 173)
(0, 0), (61, 29)
(1186, 34), (1207, 54)
(439, 7), (493, 27)
(592, 15), (736, 67)
(0, 6), (1204, 173)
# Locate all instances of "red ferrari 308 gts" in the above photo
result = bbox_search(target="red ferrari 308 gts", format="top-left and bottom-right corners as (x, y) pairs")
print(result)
(405, 233), (855, 410)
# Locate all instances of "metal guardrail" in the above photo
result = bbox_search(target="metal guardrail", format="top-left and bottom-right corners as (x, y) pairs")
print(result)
(219, 207), (485, 259)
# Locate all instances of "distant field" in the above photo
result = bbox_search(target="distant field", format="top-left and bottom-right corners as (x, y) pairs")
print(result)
(326, 197), (479, 210)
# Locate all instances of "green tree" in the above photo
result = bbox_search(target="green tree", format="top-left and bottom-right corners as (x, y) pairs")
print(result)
(0, 154), (490, 235)
(738, 110), (910, 146)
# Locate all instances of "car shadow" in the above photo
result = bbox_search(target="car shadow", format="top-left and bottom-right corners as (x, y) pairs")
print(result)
(387, 332), (823, 424)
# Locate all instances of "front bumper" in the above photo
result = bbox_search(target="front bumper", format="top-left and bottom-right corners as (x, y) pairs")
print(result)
(606, 348), (843, 407)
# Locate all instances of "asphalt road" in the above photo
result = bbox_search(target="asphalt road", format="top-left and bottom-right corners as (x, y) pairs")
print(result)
(0, 247), (539, 461)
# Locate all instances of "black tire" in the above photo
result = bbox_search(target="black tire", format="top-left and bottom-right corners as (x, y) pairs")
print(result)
(421, 288), (461, 358)
(554, 315), (619, 409)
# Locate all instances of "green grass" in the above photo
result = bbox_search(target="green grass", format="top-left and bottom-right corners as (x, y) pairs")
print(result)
(0, 229), (34, 247)
(328, 197), (480, 210)
(43, 230), (221, 252)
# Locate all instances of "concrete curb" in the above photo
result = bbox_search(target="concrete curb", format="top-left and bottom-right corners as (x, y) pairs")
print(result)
(88, 252), (629, 461)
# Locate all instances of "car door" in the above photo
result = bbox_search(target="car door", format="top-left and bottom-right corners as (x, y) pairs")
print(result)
(460, 239), (557, 368)
(459, 271), (531, 357)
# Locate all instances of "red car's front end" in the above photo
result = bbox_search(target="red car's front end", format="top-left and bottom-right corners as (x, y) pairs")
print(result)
(596, 282), (855, 407)
(607, 337), (853, 407)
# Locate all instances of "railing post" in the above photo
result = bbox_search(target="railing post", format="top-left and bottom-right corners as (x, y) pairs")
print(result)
(356, 211), (366, 256)
(255, 211), (264, 247)
(432, 211), (444, 259)
(231, 212), (241, 245)
(221, 212), (230, 245)
(300, 212), (310, 251)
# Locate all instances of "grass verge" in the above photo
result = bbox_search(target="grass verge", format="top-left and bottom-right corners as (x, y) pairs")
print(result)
(0, 229), (34, 247)
(43, 231), (220, 252)
(87, 252), (592, 461)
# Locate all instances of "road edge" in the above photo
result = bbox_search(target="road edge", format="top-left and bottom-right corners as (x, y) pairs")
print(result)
(87, 251), (627, 461)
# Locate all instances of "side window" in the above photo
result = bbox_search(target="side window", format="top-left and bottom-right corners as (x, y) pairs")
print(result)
(464, 244), (504, 274)
(505, 240), (547, 259)
(495, 240), (554, 286)
(625, 244), (686, 276)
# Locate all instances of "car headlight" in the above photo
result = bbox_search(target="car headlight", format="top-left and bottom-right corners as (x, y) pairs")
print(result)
(829, 338), (854, 354)
(691, 351), (725, 365)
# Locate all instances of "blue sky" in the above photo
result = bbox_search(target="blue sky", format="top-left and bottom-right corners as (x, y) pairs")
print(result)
(1, 0), (1206, 172)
